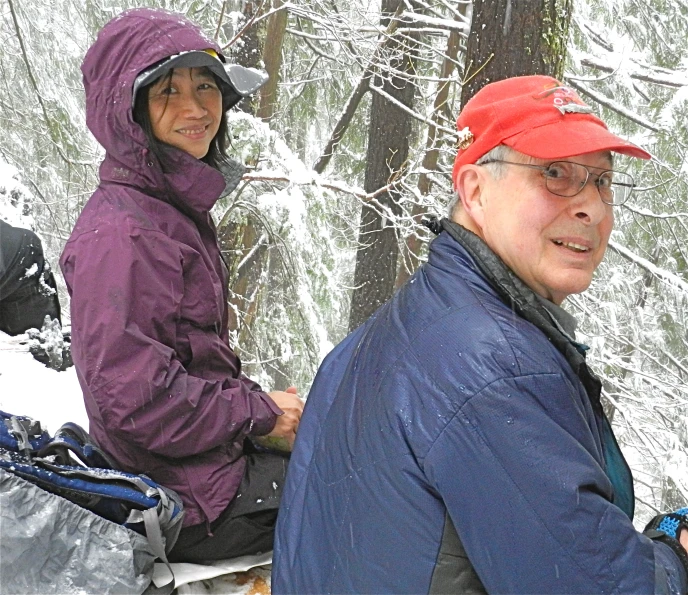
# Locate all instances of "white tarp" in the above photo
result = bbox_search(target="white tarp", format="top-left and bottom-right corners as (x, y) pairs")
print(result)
(153, 551), (272, 589)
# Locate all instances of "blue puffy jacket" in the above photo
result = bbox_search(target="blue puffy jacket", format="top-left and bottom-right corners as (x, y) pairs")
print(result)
(274, 222), (687, 594)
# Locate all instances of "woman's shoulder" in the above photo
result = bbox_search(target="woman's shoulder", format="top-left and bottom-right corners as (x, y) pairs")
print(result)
(70, 184), (177, 240)
(68, 185), (172, 243)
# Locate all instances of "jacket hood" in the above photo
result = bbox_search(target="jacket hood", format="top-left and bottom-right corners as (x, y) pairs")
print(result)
(82, 8), (233, 209)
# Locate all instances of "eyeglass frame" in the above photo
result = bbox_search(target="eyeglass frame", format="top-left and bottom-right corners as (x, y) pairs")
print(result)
(477, 159), (636, 206)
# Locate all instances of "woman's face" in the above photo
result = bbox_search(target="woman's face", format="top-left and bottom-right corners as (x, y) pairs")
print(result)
(147, 67), (222, 159)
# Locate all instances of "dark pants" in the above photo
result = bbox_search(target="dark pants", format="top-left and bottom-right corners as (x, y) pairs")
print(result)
(168, 451), (289, 563)
(0, 220), (61, 336)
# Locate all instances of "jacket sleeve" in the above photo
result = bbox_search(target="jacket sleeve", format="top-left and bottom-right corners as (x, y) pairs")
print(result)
(423, 372), (687, 595)
(61, 223), (281, 458)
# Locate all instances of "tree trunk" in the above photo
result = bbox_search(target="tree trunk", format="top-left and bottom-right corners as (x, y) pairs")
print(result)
(348, 0), (418, 332)
(461, 0), (572, 105)
(231, 0), (265, 113)
(219, 2), (268, 359)
(220, 1), (288, 361)
(257, 0), (289, 122)
(217, 217), (268, 341)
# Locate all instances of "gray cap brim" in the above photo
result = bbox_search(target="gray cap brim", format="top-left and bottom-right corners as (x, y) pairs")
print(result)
(132, 50), (268, 110)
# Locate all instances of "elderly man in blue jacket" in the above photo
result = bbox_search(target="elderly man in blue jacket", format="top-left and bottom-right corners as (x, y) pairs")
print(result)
(273, 75), (688, 594)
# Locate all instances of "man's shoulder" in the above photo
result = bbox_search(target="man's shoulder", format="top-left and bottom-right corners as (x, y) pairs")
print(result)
(402, 254), (543, 342)
(311, 241), (575, 414)
(386, 263), (573, 391)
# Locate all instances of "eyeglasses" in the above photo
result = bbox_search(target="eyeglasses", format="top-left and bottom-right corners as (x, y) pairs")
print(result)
(478, 159), (636, 206)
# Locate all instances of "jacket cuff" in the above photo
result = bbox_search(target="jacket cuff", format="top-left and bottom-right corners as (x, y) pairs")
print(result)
(645, 528), (688, 593)
(249, 391), (283, 436)
(651, 539), (688, 595)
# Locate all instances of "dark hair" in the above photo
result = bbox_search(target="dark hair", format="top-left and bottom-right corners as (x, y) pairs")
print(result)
(132, 68), (231, 171)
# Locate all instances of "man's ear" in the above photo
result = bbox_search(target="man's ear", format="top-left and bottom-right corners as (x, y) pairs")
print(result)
(454, 164), (488, 234)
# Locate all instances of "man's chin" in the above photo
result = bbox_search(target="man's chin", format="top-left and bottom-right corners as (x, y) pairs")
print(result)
(546, 277), (594, 305)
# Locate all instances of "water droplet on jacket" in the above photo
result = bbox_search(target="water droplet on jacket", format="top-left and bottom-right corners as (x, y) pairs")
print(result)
(256, 498), (263, 504)
(506, 417), (514, 425)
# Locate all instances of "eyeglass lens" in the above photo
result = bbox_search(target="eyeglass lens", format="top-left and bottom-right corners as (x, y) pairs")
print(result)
(545, 162), (634, 205)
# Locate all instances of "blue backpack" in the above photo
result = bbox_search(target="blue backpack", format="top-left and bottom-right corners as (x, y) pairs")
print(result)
(0, 410), (184, 571)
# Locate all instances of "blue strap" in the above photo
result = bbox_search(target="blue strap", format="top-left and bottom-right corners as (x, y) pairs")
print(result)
(0, 458), (160, 510)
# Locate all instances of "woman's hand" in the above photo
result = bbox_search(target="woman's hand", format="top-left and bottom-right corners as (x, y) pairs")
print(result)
(263, 386), (304, 451)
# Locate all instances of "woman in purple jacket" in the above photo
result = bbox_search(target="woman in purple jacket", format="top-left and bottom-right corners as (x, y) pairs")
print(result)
(60, 8), (303, 562)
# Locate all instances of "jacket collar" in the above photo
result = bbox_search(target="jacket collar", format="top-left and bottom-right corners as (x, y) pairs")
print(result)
(99, 150), (246, 216)
(434, 218), (602, 411)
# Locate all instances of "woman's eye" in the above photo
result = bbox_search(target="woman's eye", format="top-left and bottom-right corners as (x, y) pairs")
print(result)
(154, 85), (176, 97)
(198, 82), (219, 91)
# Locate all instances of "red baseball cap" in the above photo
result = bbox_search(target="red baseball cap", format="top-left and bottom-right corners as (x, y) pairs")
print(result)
(451, 75), (651, 188)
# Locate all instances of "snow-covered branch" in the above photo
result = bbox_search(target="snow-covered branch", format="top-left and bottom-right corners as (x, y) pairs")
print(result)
(241, 172), (393, 202)
(578, 55), (688, 89)
(368, 81), (458, 138)
(398, 10), (470, 34)
(623, 203), (688, 221)
(608, 240), (688, 295)
(565, 79), (664, 133)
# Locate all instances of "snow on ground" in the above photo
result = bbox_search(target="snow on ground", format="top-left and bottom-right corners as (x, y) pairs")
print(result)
(0, 333), (87, 431)
(0, 333), (272, 594)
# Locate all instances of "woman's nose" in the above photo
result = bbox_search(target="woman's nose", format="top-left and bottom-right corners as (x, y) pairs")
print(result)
(181, 93), (207, 117)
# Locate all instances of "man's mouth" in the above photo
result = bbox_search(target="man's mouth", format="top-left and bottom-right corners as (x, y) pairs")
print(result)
(552, 240), (590, 253)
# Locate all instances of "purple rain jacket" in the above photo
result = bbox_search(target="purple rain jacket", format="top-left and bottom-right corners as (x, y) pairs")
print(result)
(60, 9), (282, 528)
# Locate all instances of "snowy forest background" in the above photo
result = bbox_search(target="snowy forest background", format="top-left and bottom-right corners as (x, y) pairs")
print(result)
(1, 0), (687, 528)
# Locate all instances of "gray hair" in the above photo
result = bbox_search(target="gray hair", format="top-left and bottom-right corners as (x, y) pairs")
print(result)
(475, 145), (513, 178)
(448, 144), (514, 217)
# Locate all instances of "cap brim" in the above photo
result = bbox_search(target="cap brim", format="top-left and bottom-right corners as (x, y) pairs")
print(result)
(504, 118), (651, 160)
(224, 64), (269, 97)
(132, 51), (268, 110)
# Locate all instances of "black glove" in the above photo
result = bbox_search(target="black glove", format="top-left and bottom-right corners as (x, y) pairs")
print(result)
(26, 316), (73, 372)
(644, 507), (688, 576)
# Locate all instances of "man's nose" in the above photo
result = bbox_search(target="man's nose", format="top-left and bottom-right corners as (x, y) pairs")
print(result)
(573, 177), (609, 224)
